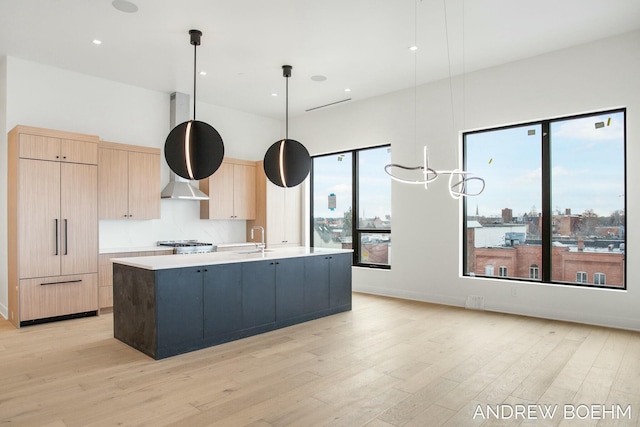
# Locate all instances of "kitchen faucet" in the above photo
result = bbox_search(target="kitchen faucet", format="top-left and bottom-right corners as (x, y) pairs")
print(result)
(251, 226), (265, 252)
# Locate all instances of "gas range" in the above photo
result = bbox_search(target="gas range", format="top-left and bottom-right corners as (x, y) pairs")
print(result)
(157, 240), (217, 255)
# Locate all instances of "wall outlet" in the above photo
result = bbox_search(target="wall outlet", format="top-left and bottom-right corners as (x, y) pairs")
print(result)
(465, 295), (485, 310)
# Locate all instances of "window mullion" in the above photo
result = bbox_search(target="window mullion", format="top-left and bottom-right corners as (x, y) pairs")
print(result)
(541, 121), (552, 282)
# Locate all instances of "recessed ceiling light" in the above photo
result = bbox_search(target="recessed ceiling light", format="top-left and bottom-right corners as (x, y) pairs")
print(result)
(199, 71), (207, 76)
(112, 0), (138, 13)
(344, 88), (351, 92)
(271, 93), (278, 97)
(92, 39), (102, 45)
(409, 45), (418, 51)
(310, 75), (327, 82)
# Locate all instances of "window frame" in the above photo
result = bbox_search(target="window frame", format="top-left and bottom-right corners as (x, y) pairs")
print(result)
(576, 271), (588, 284)
(499, 266), (508, 277)
(310, 144), (391, 269)
(594, 273), (606, 286)
(462, 108), (627, 290)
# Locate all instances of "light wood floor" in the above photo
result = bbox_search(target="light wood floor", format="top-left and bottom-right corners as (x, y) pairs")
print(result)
(1, 293), (639, 427)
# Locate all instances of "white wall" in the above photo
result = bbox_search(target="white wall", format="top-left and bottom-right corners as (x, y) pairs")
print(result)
(0, 57), (281, 318)
(291, 31), (640, 331)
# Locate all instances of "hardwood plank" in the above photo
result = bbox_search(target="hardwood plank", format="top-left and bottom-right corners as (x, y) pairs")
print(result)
(1, 293), (639, 427)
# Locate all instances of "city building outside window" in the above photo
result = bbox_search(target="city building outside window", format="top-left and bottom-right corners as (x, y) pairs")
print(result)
(463, 109), (626, 289)
(499, 266), (508, 277)
(485, 265), (495, 276)
(311, 145), (391, 268)
(594, 273), (606, 286)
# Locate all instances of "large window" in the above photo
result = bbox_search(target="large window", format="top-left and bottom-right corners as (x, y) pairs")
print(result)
(463, 109), (626, 289)
(311, 145), (391, 268)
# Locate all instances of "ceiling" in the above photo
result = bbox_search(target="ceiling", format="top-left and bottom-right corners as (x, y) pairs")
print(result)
(1, 0), (639, 119)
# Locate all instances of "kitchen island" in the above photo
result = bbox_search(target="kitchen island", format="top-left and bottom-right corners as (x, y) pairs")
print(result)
(112, 247), (352, 359)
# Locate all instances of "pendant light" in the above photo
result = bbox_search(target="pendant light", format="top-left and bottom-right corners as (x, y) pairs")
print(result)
(263, 65), (311, 188)
(165, 29), (224, 181)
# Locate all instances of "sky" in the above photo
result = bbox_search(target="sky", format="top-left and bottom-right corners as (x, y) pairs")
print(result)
(312, 147), (392, 220)
(465, 111), (625, 218)
(310, 111), (625, 223)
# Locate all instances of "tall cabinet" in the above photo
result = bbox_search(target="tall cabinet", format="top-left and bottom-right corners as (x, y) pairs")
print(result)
(248, 161), (302, 248)
(8, 126), (99, 327)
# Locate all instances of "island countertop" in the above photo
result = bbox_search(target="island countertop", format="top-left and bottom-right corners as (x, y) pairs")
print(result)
(111, 246), (353, 270)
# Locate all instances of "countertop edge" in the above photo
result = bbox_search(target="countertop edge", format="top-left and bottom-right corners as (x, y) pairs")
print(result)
(111, 247), (353, 270)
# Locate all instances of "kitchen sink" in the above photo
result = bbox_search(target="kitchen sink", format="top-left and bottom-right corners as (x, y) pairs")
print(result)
(235, 249), (274, 254)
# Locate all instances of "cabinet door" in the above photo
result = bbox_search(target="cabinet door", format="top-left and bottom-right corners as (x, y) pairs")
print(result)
(275, 257), (305, 321)
(304, 256), (330, 313)
(329, 253), (353, 308)
(233, 164), (256, 220)
(60, 163), (98, 275)
(128, 151), (161, 219)
(203, 263), (243, 337)
(242, 260), (276, 328)
(206, 162), (235, 219)
(60, 139), (98, 164)
(18, 134), (60, 161)
(98, 148), (129, 219)
(18, 159), (61, 279)
(266, 182), (301, 247)
(157, 267), (204, 349)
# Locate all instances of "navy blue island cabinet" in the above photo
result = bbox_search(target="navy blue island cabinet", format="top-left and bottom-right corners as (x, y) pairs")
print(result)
(113, 250), (352, 359)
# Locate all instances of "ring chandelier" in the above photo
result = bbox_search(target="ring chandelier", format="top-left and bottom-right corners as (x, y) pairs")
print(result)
(384, 146), (485, 199)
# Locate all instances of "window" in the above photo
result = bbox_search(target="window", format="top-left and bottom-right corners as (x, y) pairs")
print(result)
(311, 145), (391, 268)
(485, 265), (494, 276)
(594, 273), (606, 285)
(463, 109), (626, 289)
(576, 271), (588, 284)
(530, 264), (539, 280)
(499, 266), (508, 277)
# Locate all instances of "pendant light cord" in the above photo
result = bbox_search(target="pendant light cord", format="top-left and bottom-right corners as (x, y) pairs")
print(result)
(285, 74), (289, 140)
(193, 42), (197, 120)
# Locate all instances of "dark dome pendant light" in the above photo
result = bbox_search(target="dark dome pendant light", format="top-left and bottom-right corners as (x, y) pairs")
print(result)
(263, 65), (311, 188)
(165, 29), (224, 181)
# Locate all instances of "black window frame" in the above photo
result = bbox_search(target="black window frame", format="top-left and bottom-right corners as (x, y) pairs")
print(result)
(310, 144), (391, 269)
(462, 108), (627, 290)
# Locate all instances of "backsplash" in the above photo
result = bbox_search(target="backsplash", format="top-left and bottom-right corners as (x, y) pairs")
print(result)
(99, 199), (247, 249)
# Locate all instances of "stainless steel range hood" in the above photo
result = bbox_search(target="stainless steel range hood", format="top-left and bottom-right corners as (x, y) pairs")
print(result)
(161, 92), (210, 200)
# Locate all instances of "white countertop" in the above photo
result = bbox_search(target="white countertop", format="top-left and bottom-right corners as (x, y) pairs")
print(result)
(100, 246), (174, 254)
(100, 242), (256, 255)
(111, 246), (353, 270)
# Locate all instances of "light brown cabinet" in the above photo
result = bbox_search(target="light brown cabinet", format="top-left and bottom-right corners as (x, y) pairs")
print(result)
(248, 161), (302, 249)
(98, 249), (172, 311)
(98, 141), (161, 220)
(8, 126), (99, 327)
(199, 158), (256, 220)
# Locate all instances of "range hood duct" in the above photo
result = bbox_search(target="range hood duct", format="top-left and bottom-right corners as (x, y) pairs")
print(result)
(161, 92), (210, 200)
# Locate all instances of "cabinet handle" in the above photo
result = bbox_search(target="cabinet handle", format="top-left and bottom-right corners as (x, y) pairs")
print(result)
(41, 279), (82, 286)
(63, 219), (68, 255)
(54, 219), (58, 255)
(204, 269), (208, 272)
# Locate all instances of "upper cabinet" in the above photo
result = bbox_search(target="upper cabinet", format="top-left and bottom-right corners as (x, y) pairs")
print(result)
(17, 127), (98, 165)
(248, 161), (302, 248)
(199, 158), (256, 220)
(98, 141), (161, 220)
